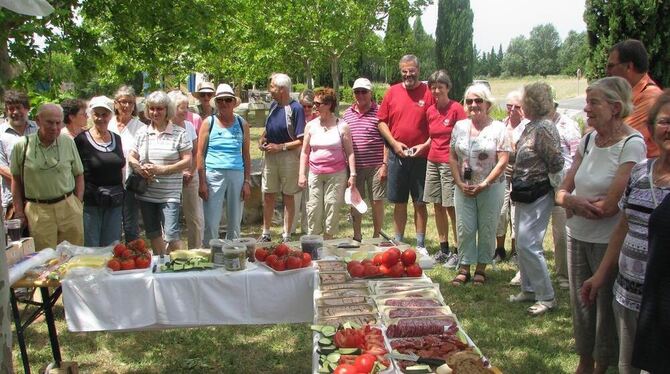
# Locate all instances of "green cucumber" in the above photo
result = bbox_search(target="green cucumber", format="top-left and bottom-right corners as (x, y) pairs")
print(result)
(317, 364), (331, 373)
(318, 337), (332, 347)
(326, 352), (341, 363)
(319, 345), (337, 354)
(337, 348), (360, 355)
(311, 324), (326, 333)
(321, 326), (336, 337)
(328, 361), (338, 371)
(342, 321), (352, 330)
(405, 364), (431, 373)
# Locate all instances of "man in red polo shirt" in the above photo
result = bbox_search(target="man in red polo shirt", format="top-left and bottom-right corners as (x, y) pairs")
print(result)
(377, 55), (435, 255)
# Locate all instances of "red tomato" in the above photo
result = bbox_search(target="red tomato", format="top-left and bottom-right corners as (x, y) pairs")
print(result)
(113, 244), (126, 257)
(286, 256), (302, 269)
(265, 254), (278, 266)
(389, 262), (404, 278)
(401, 249), (417, 266)
(388, 247), (402, 257)
(361, 259), (373, 266)
(382, 250), (400, 267)
(406, 263), (423, 277)
(354, 353), (377, 373)
(273, 258), (286, 271)
(255, 248), (269, 262)
(347, 260), (361, 272)
(107, 258), (121, 271)
(135, 255), (151, 269)
(333, 364), (358, 374)
(363, 264), (380, 277)
(372, 253), (383, 266)
(274, 243), (290, 257)
(121, 249), (134, 259)
(301, 252), (312, 267)
(379, 264), (390, 276)
(120, 258), (135, 270)
(349, 263), (365, 278)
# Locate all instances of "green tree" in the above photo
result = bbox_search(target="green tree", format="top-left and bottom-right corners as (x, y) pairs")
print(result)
(558, 31), (589, 76)
(585, 0), (670, 87)
(502, 36), (528, 76)
(487, 46), (501, 77)
(435, 0), (474, 101)
(526, 23), (561, 76)
(384, 0), (413, 83)
(411, 17), (437, 79)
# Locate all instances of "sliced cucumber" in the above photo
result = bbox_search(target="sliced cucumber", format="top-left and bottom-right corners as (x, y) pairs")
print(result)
(342, 321), (352, 330)
(321, 325), (336, 337)
(318, 337), (332, 347)
(337, 348), (360, 355)
(317, 364), (331, 373)
(349, 321), (361, 329)
(319, 345), (337, 355)
(405, 364), (432, 374)
(326, 352), (341, 363)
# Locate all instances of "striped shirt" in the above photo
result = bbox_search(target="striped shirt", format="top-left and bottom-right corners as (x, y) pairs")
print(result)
(614, 159), (670, 312)
(132, 124), (191, 203)
(342, 102), (384, 168)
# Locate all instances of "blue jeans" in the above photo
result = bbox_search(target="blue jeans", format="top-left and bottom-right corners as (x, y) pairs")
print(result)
(203, 168), (244, 245)
(122, 190), (141, 241)
(83, 204), (123, 247)
(138, 201), (181, 242)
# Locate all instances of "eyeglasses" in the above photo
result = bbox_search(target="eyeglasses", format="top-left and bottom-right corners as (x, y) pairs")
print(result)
(148, 106), (165, 111)
(116, 100), (134, 106)
(656, 118), (670, 127)
(215, 97), (235, 103)
(506, 104), (521, 110)
(313, 101), (324, 107)
(353, 90), (369, 95)
(465, 98), (485, 105)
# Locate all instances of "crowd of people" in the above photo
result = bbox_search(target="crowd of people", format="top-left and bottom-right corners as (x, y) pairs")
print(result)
(0, 38), (668, 372)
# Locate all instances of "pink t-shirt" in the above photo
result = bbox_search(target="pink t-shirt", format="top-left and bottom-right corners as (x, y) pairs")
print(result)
(186, 111), (203, 135)
(426, 100), (467, 163)
(377, 82), (435, 149)
(308, 118), (348, 175)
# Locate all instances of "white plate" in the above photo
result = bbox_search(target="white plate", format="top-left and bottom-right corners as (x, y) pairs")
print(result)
(105, 258), (153, 275)
(257, 260), (314, 275)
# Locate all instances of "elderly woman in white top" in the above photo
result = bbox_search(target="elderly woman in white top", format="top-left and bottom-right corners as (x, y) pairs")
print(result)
(108, 85), (145, 242)
(168, 91), (204, 249)
(556, 77), (646, 374)
(449, 84), (510, 286)
(127, 91), (192, 254)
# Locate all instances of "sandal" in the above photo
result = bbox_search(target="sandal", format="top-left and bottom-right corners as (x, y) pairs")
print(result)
(527, 299), (556, 316)
(509, 291), (535, 303)
(473, 271), (486, 286)
(451, 269), (470, 286)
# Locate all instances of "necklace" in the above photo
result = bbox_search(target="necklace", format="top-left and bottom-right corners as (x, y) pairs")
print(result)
(595, 126), (626, 147)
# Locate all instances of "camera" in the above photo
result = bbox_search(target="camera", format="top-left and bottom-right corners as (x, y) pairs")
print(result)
(463, 167), (473, 181)
(403, 148), (415, 157)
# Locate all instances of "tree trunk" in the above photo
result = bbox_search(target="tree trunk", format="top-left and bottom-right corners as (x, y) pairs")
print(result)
(304, 59), (313, 89)
(330, 56), (340, 96)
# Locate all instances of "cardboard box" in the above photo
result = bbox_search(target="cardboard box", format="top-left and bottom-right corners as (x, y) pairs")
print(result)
(18, 237), (35, 256)
(4, 237), (36, 266)
(44, 361), (79, 374)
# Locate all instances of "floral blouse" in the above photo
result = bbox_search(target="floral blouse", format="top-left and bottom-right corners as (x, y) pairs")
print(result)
(512, 118), (564, 184)
(450, 118), (511, 185)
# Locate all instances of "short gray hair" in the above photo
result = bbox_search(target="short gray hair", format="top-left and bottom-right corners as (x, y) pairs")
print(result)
(168, 90), (189, 108)
(586, 77), (634, 119)
(271, 73), (292, 92)
(36, 103), (64, 120)
(114, 85), (137, 116)
(299, 89), (315, 105)
(522, 82), (554, 119)
(144, 91), (175, 120)
(506, 89), (524, 104)
(427, 70), (452, 89)
(464, 84), (496, 111)
(399, 54), (419, 68)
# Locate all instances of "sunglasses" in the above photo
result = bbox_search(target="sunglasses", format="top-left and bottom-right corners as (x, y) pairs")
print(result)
(215, 97), (235, 103)
(353, 90), (369, 95)
(506, 104), (521, 110)
(314, 101), (324, 107)
(465, 98), (485, 105)
(199, 92), (214, 97)
(302, 104), (313, 110)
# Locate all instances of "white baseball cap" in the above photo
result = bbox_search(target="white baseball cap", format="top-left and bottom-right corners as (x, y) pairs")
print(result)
(352, 78), (372, 91)
(88, 96), (114, 112)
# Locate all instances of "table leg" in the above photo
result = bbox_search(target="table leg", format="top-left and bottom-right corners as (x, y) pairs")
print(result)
(39, 286), (62, 367)
(9, 288), (31, 374)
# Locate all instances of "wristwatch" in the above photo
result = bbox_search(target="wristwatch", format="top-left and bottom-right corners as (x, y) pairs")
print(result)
(282, 143), (287, 151)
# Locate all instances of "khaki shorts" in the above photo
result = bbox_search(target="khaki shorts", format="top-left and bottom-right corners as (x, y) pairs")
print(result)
(355, 165), (386, 201)
(262, 149), (301, 195)
(423, 160), (455, 207)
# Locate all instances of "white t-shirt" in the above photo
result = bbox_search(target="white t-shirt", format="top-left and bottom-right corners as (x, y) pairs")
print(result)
(109, 117), (145, 180)
(181, 120), (198, 143)
(566, 132), (646, 243)
(450, 119), (511, 185)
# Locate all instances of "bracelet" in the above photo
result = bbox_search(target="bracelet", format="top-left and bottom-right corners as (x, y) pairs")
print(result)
(244, 180), (251, 184)
(350, 173), (357, 177)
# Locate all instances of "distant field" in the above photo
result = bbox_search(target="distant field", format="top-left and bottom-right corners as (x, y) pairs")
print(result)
(486, 75), (585, 101)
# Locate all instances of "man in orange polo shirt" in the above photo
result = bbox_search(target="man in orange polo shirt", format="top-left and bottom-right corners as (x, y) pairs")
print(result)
(607, 39), (662, 157)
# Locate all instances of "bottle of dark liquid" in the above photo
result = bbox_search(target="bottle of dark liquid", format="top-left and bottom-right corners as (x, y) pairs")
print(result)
(6, 219), (21, 242)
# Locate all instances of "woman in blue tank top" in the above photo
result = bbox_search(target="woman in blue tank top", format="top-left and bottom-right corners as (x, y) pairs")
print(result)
(197, 84), (251, 244)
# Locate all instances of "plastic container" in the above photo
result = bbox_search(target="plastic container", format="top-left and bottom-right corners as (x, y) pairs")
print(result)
(222, 243), (247, 271)
(300, 235), (323, 260)
(233, 237), (257, 262)
(5, 219), (21, 242)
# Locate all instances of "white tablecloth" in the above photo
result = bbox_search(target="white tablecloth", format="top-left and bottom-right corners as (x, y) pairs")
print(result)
(62, 263), (317, 332)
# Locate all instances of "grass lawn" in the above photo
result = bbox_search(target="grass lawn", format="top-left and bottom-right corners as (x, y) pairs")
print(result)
(11, 119), (611, 374)
(486, 75), (585, 102)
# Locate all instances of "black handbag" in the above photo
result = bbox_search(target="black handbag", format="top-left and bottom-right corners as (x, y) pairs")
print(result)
(510, 178), (552, 203)
(95, 185), (125, 207)
(125, 132), (150, 195)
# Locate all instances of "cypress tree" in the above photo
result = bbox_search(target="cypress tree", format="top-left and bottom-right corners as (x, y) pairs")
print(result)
(384, 0), (412, 83)
(435, 0), (474, 101)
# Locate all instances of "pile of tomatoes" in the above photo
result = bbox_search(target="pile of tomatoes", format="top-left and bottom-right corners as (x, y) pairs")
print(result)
(333, 325), (389, 373)
(254, 243), (312, 271)
(347, 248), (422, 279)
(107, 239), (151, 271)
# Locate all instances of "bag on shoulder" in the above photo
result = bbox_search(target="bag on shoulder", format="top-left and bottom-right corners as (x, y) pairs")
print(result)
(125, 173), (148, 195)
(95, 185), (124, 207)
(510, 178), (552, 204)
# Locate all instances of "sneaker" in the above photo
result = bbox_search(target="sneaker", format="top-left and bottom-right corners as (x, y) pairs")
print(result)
(527, 299), (556, 316)
(444, 253), (459, 269)
(509, 271), (521, 286)
(509, 291), (535, 303)
(432, 251), (450, 264)
(258, 234), (272, 243)
(557, 276), (569, 290)
(416, 246), (429, 257)
(281, 234), (291, 243)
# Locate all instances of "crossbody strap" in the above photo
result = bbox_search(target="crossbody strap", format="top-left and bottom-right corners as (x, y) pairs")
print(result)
(21, 136), (29, 201)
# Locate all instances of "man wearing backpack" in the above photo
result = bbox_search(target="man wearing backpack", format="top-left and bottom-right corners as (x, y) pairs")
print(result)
(258, 73), (306, 243)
